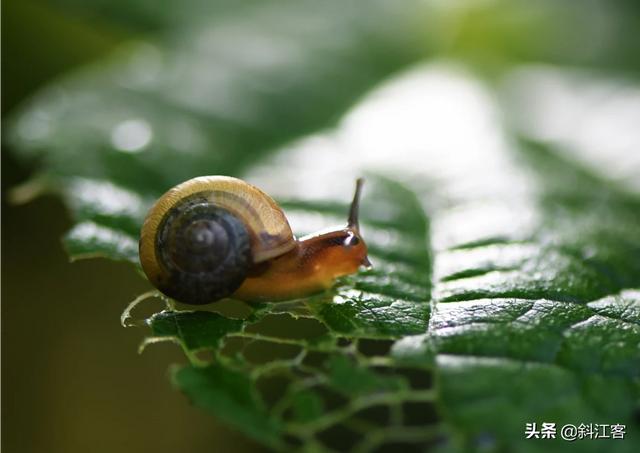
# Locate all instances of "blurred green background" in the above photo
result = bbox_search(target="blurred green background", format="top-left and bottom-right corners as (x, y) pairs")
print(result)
(2, 1), (265, 452)
(2, 1), (639, 452)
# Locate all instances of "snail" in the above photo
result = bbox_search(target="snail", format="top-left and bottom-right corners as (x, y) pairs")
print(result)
(139, 176), (371, 305)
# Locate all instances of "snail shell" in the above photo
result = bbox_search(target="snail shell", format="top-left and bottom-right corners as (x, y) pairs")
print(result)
(139, 176), (295, 305)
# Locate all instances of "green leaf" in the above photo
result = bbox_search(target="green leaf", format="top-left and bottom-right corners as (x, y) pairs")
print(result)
(310, 292), (430, 338)
(64, 221), (139, 263)
(172, 363), (283, 448)
(7, 1), (640, 452)
(149, 310), (244, 351)
(7, 0), (429, 197)
(290, 390), (324, 424)
(327, 355), (407, 396)
(436, 357), (639, 453)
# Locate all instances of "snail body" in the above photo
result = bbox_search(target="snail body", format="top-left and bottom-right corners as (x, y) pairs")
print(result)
(139, 176), (369, 305)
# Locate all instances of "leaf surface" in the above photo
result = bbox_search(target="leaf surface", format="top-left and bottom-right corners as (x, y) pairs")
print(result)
(7, 1), (640, 451)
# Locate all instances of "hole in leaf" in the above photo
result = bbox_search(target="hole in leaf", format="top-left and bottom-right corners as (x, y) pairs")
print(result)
(302, 351), (330, 370)
(219, 336), (249, 360)
(316, 422), (361, 451)
(357, 339), (394, 357)
(368, 366), (411, 389)
(281, 434), (304, 450)
(353, 405), (389, 425)
(402, 401), (439, 426)
(377, 441), (426, 453)
(193, 349), (215, 363)
(245, 314), (328, 340)
(124, 293), (167, 324)
(174, 298), (253, 319)
(242, 340), (301, 365)
(314, 386), (350, 413)
(395, 367), (433, 390)
(256, 374), (292, 408)
(211, 298), (255, 318)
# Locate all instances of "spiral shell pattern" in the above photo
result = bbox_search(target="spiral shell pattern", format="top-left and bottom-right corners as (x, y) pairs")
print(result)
(139, 176), (295, 304)
(152, 193), (251, 304)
